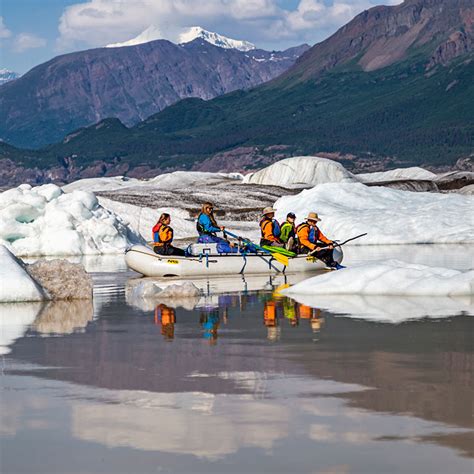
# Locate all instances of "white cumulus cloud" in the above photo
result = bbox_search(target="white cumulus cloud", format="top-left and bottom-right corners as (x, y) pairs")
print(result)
(56, 0), (403, 52)
(0, 16), (12, 39)
(13, 33), (47, 53)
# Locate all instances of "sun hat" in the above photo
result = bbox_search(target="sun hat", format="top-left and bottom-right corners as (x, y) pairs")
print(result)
(306, 212), (321, 222)
(262, 207), (276, 215)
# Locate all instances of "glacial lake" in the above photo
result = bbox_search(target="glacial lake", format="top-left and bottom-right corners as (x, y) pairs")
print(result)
(1, 245), (473, 474)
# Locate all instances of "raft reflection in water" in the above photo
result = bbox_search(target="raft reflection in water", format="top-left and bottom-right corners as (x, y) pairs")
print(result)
(151, 286), (324, 344)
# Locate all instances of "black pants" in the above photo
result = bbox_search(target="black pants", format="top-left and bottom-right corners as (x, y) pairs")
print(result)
(153, 245), (186, 256)
(300, 245), (336, 267)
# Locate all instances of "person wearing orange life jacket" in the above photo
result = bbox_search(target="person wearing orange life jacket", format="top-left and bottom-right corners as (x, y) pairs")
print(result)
(259, 207), (283, 247)
(152, 213), (186, 256)
(296, 212), (339, 268)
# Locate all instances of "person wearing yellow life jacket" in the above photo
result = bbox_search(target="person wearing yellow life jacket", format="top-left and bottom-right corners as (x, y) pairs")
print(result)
(296, 212), (339, 268)
(152, 213), (185, 256)
(259, 207), (283, 247)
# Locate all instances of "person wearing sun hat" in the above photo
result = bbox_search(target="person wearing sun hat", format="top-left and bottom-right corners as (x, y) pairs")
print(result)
(259, 207), (283, 247)
(296, 212), (338, 268)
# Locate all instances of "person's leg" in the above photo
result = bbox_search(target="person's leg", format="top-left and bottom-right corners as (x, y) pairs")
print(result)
(313, 248), (336, 267)
(169, 246), (186, 256)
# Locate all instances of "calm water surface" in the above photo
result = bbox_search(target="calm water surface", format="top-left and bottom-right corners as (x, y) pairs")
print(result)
(1, 247), (473, 474)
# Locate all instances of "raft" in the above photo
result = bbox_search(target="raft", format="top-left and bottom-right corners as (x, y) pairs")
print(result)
(125, 244), (343, 277)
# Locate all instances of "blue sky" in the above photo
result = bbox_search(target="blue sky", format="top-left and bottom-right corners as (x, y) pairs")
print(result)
(1, 0), (400, 74)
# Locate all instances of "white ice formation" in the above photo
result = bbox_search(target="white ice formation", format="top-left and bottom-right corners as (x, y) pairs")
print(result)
(283, 260), (474, 296)
(275, 182), (474, 245)
(0, 184), (141, 256)
(243, 156), (358, 188)
(98, 197), (196, 242)
(106, 25), (162, 48)
(179, 26), (255, 51)
(0, 245), (46, 303)
(356, 167), (437, 183)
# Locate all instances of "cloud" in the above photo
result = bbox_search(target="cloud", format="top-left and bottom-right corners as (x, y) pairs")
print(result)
(0, 16), (12, 39)
(13, 33), (47, 53)
(56, 0), (403, 51)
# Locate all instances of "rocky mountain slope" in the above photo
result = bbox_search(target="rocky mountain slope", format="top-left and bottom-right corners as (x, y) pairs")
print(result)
(0, 37), (309, 148)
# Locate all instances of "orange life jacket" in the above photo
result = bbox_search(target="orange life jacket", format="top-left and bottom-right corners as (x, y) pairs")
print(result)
(260, 217), (281, 242)
(153, 222), (173, 246)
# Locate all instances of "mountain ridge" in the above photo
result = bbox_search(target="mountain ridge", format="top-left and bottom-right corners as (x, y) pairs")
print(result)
(1, 0), (472, 186)
(0, 38), (309, 148)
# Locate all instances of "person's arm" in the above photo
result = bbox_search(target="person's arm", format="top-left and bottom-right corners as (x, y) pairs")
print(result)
(199, 214), (221, 233)
(298, 226), (316, 250)
(318, 228), (333, 245)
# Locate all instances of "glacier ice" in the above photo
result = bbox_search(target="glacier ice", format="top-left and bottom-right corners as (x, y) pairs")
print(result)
(275, 182), (474, 245)
(0, 245), (46, 302)
(0, 184), (141, 256)
(283, 260), (474, 296)
(243, 156), (358, 188)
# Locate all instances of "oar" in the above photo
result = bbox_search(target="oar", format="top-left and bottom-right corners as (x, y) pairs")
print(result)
(333, 233), (367, 247)
(225, 230), (289, 266)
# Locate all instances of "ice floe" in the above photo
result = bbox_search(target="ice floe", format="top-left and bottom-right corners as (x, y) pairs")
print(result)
(243, 156), (358, 188)
(0, 245), (46, 303)
(283, 260), (474, 296)
(0, 184), (141, 256)
(275, 183), (474, 245)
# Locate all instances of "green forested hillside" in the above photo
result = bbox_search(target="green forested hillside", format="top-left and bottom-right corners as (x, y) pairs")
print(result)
(32, 51), (472, 169)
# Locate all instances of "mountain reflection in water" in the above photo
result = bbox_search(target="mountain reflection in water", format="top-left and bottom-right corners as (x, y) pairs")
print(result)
(1, 273), (473, 473)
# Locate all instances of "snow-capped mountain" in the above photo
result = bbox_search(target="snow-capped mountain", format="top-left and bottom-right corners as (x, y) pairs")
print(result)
(106, 26), (162, 48)
(178, 26), (255, 51)
(0, 69), (20, 86)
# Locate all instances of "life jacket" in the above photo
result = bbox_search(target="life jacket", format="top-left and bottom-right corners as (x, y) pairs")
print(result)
(196, 212), (217, 236)
(296, 222), (318, 244)
(280, 221), (295, 241)
(153, 222), (173, 245)
(260, 217), (281, 241)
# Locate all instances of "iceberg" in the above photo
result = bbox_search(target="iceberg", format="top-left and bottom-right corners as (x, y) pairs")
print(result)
(283, 260), (474, 296)
(0, 245), (46, 303)
(243, 156), (358, 188)
(0, 184), (141, 256)
(275, 182), (474, 245)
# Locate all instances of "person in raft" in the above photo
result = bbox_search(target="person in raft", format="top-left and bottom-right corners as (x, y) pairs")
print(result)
(152, 213), (186, 256)
(259, 207), (283, 247)
(196, 202), (230, 245)
(279, 212), (297, 251)
(296, 212), (339, 268)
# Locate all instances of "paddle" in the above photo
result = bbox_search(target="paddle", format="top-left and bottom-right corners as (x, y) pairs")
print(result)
(333, 233), (368, 247)
(224, 230), (289, 266)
